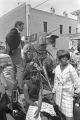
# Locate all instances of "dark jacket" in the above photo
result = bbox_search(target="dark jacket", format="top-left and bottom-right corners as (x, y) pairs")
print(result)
(6, 28), (21, 55)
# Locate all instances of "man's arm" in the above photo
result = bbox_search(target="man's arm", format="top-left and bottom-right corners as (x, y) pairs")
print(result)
(23, 82), (37, 106)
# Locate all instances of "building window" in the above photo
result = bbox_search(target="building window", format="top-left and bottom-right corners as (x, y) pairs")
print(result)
(76, 28), (78, 33)
(69, 26), (71, 34)
(43, 21), (47, 32)
(60, 25), (63, 34)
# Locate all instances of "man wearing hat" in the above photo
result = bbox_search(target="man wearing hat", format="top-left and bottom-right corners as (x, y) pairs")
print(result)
(37, 36), (47, 63)
(46, 34), (59, 61)
(5, 21), (25, 90)
(34, 36), (56, 86)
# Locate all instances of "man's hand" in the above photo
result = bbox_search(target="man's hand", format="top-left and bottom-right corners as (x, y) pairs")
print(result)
(33, 102), (38, 106)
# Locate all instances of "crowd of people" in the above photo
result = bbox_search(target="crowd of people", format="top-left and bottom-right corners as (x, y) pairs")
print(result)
(0, 20), (80, 120)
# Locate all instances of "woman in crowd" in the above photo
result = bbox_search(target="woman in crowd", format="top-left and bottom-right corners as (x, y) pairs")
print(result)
(52, 50), (80, 120)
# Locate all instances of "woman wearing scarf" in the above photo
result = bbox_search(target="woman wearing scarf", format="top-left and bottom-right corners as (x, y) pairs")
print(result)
(52, 50), (80, 120)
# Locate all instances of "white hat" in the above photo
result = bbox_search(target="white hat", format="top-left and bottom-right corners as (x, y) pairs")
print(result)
(46, 34), (59, 39)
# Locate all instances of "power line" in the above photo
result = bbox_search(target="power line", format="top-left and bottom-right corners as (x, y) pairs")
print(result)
(34, 0), (50, 8)
(50, 27), (60, 33)
(45, 27), (60, 36)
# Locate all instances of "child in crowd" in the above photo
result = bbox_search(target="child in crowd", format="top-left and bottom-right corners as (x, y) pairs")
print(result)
(52, 50), (80, 120)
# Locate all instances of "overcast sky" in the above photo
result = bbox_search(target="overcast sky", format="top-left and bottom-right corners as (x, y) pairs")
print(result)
(0, 0), (80, 19)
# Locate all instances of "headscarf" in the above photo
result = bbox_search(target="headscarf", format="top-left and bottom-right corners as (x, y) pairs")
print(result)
(57, 49), (70, 60)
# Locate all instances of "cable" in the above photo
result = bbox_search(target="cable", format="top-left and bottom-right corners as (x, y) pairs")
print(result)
(45, 27), (60, 37)
(33, 0), (50, 8)
(50, 27), (60, 33)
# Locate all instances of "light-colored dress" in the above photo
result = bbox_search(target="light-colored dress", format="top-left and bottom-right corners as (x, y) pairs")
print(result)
(52, 64), (80, 117)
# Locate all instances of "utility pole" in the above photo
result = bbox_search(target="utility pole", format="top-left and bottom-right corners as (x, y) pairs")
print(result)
(25, 0), (31, 42)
